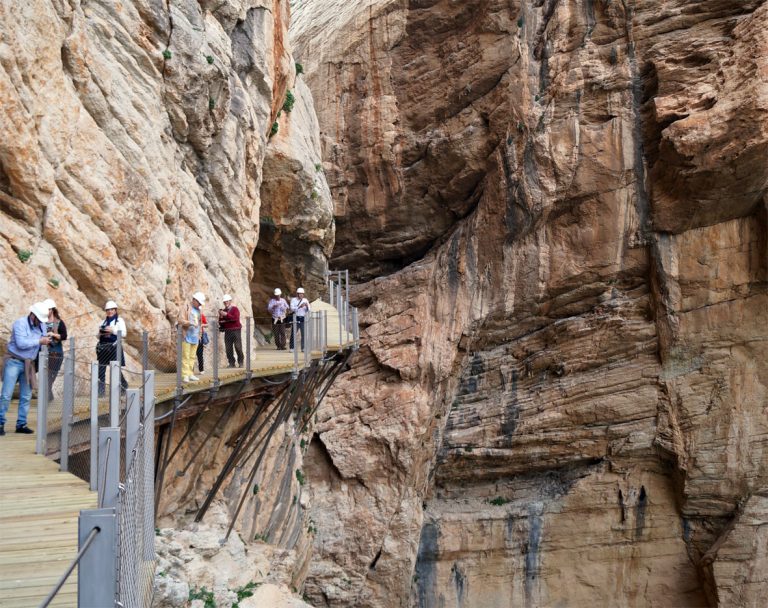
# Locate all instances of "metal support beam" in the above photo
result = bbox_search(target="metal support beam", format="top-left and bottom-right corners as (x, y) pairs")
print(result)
(142, 330), (149, 378)
(245, 317), (252, 379)
(36, 345), (49, 455)
(60, 345), (75, 472)
(292, 315), (299, 379)
(142, 371), (156, 550)
(125, 389), (141, 466)
(175, 324), (183, 400)
(78, 508), (117, 608)
(211, 319), (220, 389)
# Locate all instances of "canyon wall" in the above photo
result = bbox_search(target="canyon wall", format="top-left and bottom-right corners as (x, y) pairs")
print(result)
(292, 0), (768, 606)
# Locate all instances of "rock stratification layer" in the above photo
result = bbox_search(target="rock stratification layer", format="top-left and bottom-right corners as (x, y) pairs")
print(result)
(292, 0), (768, 606)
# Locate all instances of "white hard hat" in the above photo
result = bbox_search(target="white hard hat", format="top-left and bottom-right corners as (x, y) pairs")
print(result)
(192, 291), (206, 305)
(42, 298), (56, 310)
(273, 288), (282, 296)
(222, 294), (232, 302)
(297, 287), (305, 294)
(30, 302), (49, 322)
(104, 300), (118, 310)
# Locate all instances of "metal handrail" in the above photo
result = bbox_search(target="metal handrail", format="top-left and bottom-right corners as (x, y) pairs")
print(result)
(38, 526), (100, 608)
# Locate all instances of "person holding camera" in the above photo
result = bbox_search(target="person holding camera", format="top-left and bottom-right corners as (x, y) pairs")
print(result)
(43, 298), (67, 401)
(267, 288), (289, 350)
(0, 302), (51, 435)
(96, 300), (128, 397)
(289, 287), (310, 351)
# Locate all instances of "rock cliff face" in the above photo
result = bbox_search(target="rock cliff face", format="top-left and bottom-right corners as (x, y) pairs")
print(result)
(0, 0), (331, 343)
(292, 0), (768, 606)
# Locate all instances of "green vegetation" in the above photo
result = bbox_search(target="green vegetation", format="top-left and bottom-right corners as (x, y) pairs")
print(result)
(296, 469), (305, 485)
(314, 162), (323, 173)
(209, 97), (215, 110)
(48, 278), (60, 289)
(307, 518), (317, 534)
(464, 446), (474, 452)
(517, 16), (524, 28)
(488, 496), (511, 506)
(300, 438), (307, 450)
(253, 533), (269, 542)
(295, 62), (304, 75)
(269, 121), (279, 138)
(233, 582), (260, 607)
(252, 483), (259, 495)
(189, 586), (215, 608)
(206, 55), (214, 64)
(166, 277), (172, 285)
(17, 249), (32, 263)
(260, 215), (275, 226)
(310, 189), (319, 201)
(292, 495), (297, 505)
(534, 94), (540, 101)
(162, 49), (172, 60)
(175, 239), (181, 248)
(282, 90), (296, 113)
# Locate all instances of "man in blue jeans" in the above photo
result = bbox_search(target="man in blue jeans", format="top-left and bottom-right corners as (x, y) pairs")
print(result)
(0, 302), (51, 436)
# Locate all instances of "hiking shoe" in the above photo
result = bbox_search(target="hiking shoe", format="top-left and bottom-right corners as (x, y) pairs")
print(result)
(182, 376), (190, 382)
(0, 425), (5, 436)
(15, 425), (34, 434)
(188, 375), (200, 381)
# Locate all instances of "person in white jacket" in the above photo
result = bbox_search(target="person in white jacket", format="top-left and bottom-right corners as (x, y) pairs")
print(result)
(289, 288), (310, 350)
(96, 300), (128, 396)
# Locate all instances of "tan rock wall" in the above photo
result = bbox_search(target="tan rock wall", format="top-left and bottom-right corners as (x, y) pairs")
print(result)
(293, 0), (768, 606)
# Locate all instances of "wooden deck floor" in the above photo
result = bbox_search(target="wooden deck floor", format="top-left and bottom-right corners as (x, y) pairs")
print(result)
(0, 299), (355, 606)
(0, 407), (97, 608)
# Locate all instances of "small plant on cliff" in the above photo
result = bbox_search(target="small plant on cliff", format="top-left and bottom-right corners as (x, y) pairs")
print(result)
(300, 438), (307, 450)
(189, 586), (215, 608)
(296, 469), (305, 485)
(253, 533), (269, 542)
(517, 16), (524, 28)
(208, 97), (215, 111)
(252, 483), (259, 495)
(174, 239), (181, 248)
(282, 90), (296, 113)
(206, 54), (214, 64)
(233, 581), (260, 606)
(314, 162), (323, 173)
(269, 121), (279, 138)
(260, 215), (275, 226)
(310, 189), (319, 201)
(17, 249), (32, 263)
(488, 496), (511, 506)
(165, 277), (172, 285)
(162, 49), (172, 60)
(48, 278), (60, 289)
(295, 62), (304, 75)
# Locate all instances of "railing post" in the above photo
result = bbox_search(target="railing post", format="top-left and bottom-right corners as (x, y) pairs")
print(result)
(211, 319), (220, 389)
(98, 426), (120, 509)
(60, 343), (75, 472)
(176, 323), (183, 399)
(329, 279), (334, 306)
(337, 279), (343, 352)
(78, 508), (118, 607)
(245, 317), (252, 379)
(116, 332), (123, 378)
(90, 362), (99, 491)
(109, 361), (120, 427)
(36, 345), (49, 455)
(142, 330), (149, 377)
(304, 313), (311, 368)
(353, 307), (360, 350)
(125, 389), (141, 463)
(345, 269), (350, 332)
(292, 315), (299, 379)
(142, 371), (156, 550)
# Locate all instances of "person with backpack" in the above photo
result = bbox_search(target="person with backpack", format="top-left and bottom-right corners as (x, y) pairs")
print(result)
(43, 299), (67, 401)
(267, 288), (289, 350)
(96, 300), (128, 397)
(0, 302), (51, 435)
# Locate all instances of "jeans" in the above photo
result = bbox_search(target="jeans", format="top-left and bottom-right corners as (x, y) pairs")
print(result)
(196, 342), (205, 372)
(96, 343), (127, 396)
(47, 350), (64, 401)
(0, 358), (32, 427)
(224, 328), (243, 366)
(290, 317), (305, 350)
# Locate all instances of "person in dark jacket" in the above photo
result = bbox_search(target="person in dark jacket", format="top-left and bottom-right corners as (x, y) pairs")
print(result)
(96, 300), (128, 396)
(218, 294), (243, 367)
(43, 300), (68, 401)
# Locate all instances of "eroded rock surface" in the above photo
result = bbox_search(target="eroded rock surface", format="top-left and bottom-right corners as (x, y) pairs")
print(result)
(292, 0), (768, 606)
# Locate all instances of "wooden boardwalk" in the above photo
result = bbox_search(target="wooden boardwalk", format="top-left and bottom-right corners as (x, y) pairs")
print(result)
(0, 408), (97, 608)
(0, 299), (355, 606)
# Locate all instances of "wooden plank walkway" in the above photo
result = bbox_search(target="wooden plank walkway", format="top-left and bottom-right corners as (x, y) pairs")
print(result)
(0, 407), (97, 608)
(0, 299), (355, 606)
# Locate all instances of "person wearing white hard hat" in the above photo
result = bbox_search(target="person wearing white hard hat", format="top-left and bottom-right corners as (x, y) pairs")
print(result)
(267, 288), (289, 350)
(44, 300), (68, 401)
(180, 292), (205, 382)
(0, 302), (52, 435)
(218, 294), (243, 368)
(289, 287), (310, 351)
(96, 300), (128, 396)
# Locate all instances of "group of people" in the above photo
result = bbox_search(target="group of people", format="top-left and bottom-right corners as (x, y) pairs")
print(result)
(0, 286), (313, 432)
